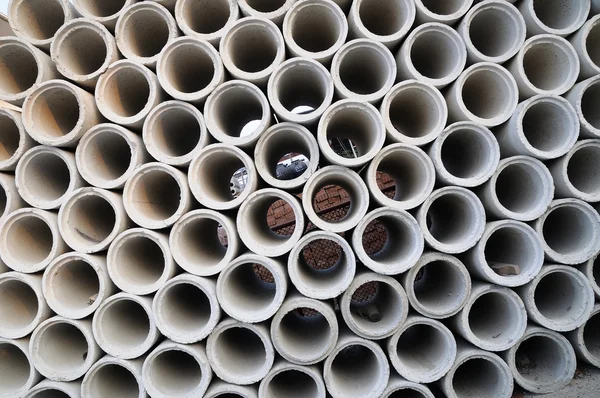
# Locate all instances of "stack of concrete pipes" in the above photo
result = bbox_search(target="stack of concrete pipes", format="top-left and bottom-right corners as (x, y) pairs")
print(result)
(1, 0), (600, 396)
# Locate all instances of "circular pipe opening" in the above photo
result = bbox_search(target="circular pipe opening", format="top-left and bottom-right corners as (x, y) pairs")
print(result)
(467, 4), (523, 59)
(467, 291), (524, 349)
(522, 39), (577, 93)
(264, 368), (320, 397)
(584, 311), (600, 361)
(12, 0), (66, 41)
(532, 0), (587, 31)
(534, 271), (588, 326)
(586, 21), (600, 68)
(419, 0), (469, 16)
(408, 26), (464, 83)
(327, 343), (386, 397)
(0, 342), (31, 396)
(34, 321), (90, 376)
(147, 349), (203, 396)
(581, 81), (600, 131)
(287, 0), (345, 55)
(0, 40), (39, 98)
(514, 334), (569, 387)
(95, 297), (151, 355)
(461, 66), (516, 122)
(110, 234), (166, 292)
(541, 204), (597, 258)
(0, 112), (21, 166)
(99, 64), (151, 118)
(211, 326), (269, 381)
(521, 98), (578, 155)
(61, 192), (117, 251)
(19, 150), (72, 206)
(179, 0), (234, 35)
(87, 362), (140, 398)
(75, 0), (128, 17)
(567, 143), (600, 198)
(55, 24), (109, 77)
(451, 357), (508, 397)
(27, 84), (80, 141)
(45, 256), (100, 315)
(357, 0), (413, 38)
(160, 40), (218, 95)
(118, 6), (171, 60)
(4, 214), (54, 269)
(0, 277), (39, 336)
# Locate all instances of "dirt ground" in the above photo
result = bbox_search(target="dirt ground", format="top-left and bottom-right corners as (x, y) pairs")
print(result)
(513, 363), (600, 398)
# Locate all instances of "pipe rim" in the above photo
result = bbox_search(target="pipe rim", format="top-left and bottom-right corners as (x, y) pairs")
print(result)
(8, 0), (73, 47)
(387, 316), (457, 383)
(367, 143), (436, 210)
(573, 304), (600, 367)
(50, 18), (116, 84)
(95, 60), (160, 126)
(525, 0), (590, 36)
(115, 2), (178, 67)
(352, 207), (424, 275)
(0, 272), (46, 338)
(584, 256), (600, 299)
(81, 355), (145, 398)
(572, 76), (600, 138)
(174, 0), (240, 44)
(270, 296), (338, 365)
(205, 80), (271, 146)
(123, 162), (191, 230)
(0, 337), (38, 396)
(287, 230), (356, 299)
(219, 17), (285, 83)
(557, 139), (600, 202)
(254, 122), (320, 190)
(258, 362), (326, 398)
(72, 0), (135, 23)
(350, 0), (415, 44)
(0, 109), (29, 171)
(153, 274), (220, 343)
(267, 57), (334, 124)
(188, 143), (258, 210)
(92, 292), (158, 359)
(204, 381), (258, 398)
(381, 80), (448, 146)
(238, 0), (296, 22)
(0, 175), (17, 221)
(301, 165), (369, 232)
(382, 377), (434, 398)
(0, 37), (46, 104)
(75, 123), (142, 190)
(577, 15), (600, 76)
(106, 228), (173, 295)
(341, 273), (409, 339)
(414, 0), (473, 23)
(24, 379), (77, 398)
(318, 99), (385, 167)
(0, 208), (63, 273)
(42, 252), (109, 320)
(331, 38), (396, 103)
(283, 0), (348, 62)
(169, 209), (238, 276)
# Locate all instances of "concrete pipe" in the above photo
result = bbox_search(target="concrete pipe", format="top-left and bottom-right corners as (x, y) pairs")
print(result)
(382, 376), (434, 398)
(414, 0), (472, 25)
(72, 0), (137, 31)
(318, 100), (385, 167)
(0, 110), (34, 173)
(340, 272), (409, 340)
(238, 0), (296, 26)
(29, 316), (101, 382)
(0, 208), (67, 273)
(143, 100), (209, 167)
(205, 381), (258, 398)
(507, 35), (580, 99)
(465, 220), (544, 287)
(75, 123), (148, 190)
(352, 207), (423, 275)
(518, 265), (595, 332)
(451, 282), (527, 352)
(287, 231), (355, 300)
(323, 332), (390, 398)
(479, 155), (554, 222)
(220, 17), (285, 87)
(206, 318), (275, 385)
(92, 292), (160, 359)
(518, 0), (590, 37)
(81, 355), (145, 398)
(534, 199), (600, 265)
(570, 15), (600, 79)
(156, 37), (224, 106)
(0, 173), (25, 221)
(142, 340), (212, 398)
(446, 62), (518, 127)
(22, 80), (102, 148)
(565, 75), (600, 139)
(395, 23), (466, 89)
(267, 57), (334, 125)
(0, 337), (40, 397)
(417, 186), (486, 254)
(577, 256), (600, 300)
(567, 304), (600, 368)
(380, 80), (447, 146)
(302, 166), (369, 233)
(387, 315), (456, 383)
(188, 144), (258, 210)
(270, 294), (338, 365)
(58, 187), (128, 253)
(170, 209), (239, 276)
(25, 380), (81, 398)
(7, 0), (77, 50)
(348, 0), (414, 49)
(331, 39), (396, 104)
(366, 143), (435, 210)
(153, 273), (221, 344)
(258, 361), (326, 398)
(428, 122), (499, 187)
(174, 0), (239, 46)
(42, 252), (115, 320)
(95, 60), (164, 129)
(0, 272), (51, 339)
(0, 37), (58, 106)
(550, 139), (600, 203)
(217, 253), (287, 323)
(504, 325), (576, 394)
(283, 0), (348, 64)
(254, 123), (320, 190)
(401, 252), (471, 319)
(439, 342), (513, 398)
(595, 0), (600, 14)
(496, 95), (579, 160)
(50, 19), (119, 89)
(107, 228), (176, 295)
(123, 162), (192, 230)
(115, 2), (179, 68)
(205, 80), (271, 147)
(457, 0), (526, 64)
